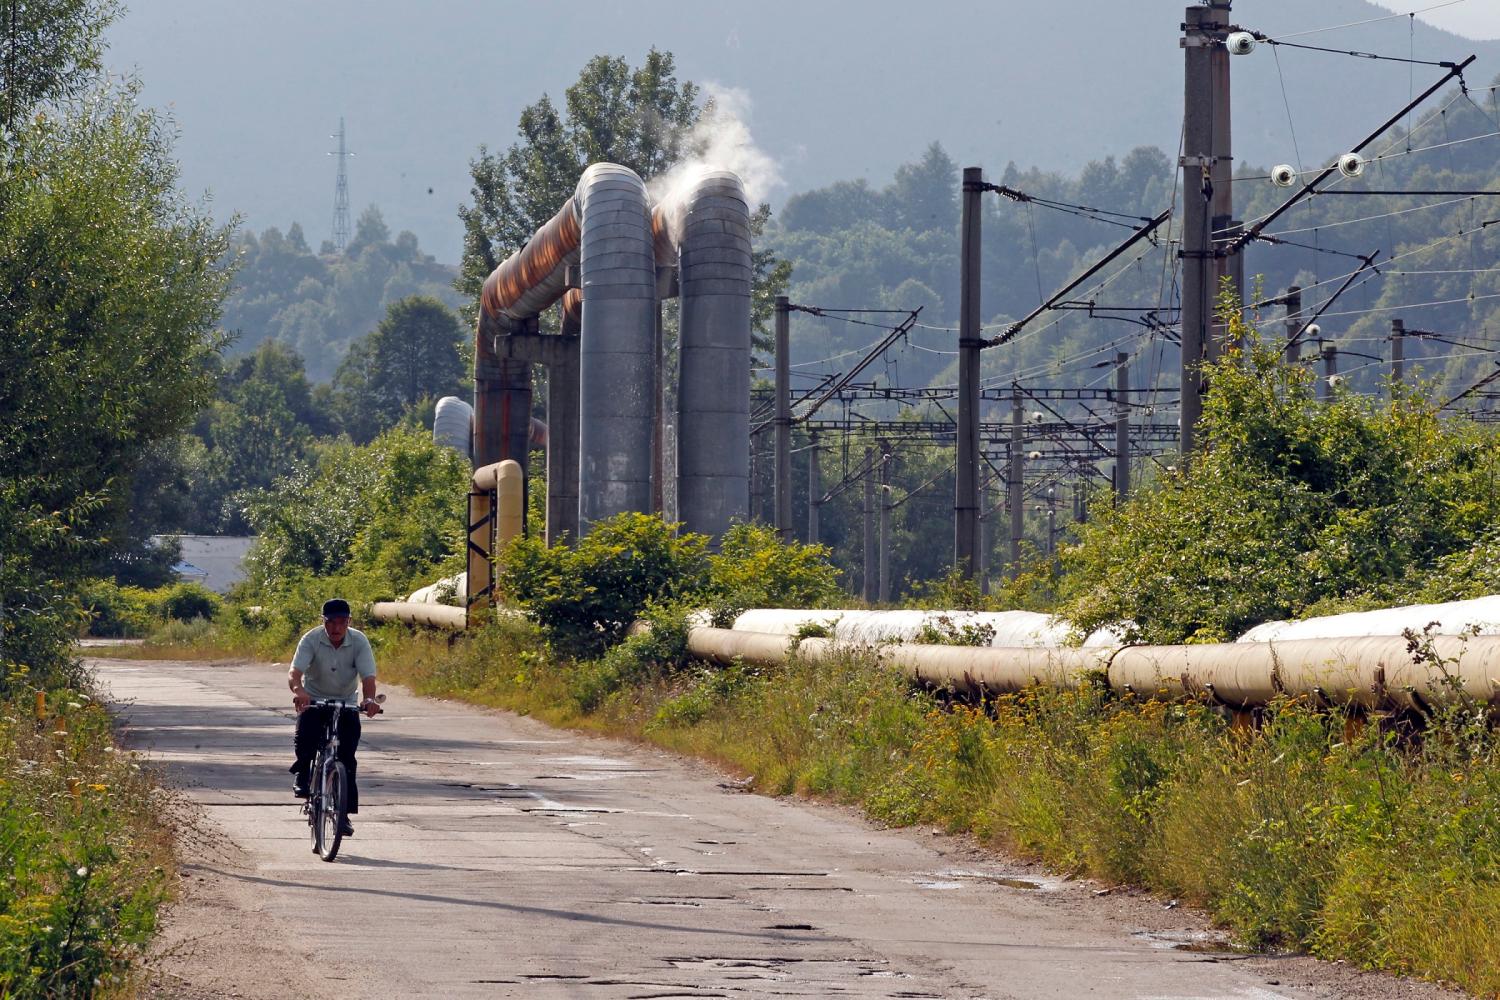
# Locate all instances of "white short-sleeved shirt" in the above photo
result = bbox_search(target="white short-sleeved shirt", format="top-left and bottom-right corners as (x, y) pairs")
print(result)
(292, 626), (377, 705)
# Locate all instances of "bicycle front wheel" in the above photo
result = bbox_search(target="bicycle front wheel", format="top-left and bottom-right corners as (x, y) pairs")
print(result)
(317, 760), (347, 862)
(307, 756), (326, 855)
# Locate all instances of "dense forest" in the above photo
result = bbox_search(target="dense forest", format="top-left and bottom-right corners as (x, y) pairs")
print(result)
(221, 206), (463, 381)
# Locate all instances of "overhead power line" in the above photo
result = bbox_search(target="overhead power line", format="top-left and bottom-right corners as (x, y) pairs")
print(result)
(1224, 55), (1476, 256)
(983, 206), (1172, 349)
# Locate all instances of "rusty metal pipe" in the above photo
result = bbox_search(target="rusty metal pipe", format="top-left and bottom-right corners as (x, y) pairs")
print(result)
(650, 204), (678, 265)
(480, 198), (581, 323)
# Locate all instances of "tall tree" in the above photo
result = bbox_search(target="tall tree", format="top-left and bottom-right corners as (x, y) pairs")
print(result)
(888, 142), (959, 233)
(0, 0), (118, 133)
(332, 295), (467, 443)
(1, 81), (231, 682)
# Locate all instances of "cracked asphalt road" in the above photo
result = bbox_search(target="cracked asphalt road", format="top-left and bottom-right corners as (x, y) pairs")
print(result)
(94, 656), (1466, 1000)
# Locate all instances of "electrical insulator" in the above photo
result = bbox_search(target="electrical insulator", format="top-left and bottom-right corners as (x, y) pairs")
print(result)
(1226, 31), (1257, 55)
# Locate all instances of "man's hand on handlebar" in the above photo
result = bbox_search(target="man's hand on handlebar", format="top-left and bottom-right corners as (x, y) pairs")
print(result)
(292, 689), (311, 714)
(361, 698), (381, 718)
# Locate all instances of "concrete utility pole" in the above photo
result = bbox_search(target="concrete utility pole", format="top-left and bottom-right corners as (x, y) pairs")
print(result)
(1114, 352), (1131, 500)
(807, 434), (821, 544)
(1008, 396), (1024, 577)
(956, 166), (984, 579)
(1283, 285), (1303, 363)
(1321, 345), (1338, 401)
(1044, 487), (1057, 559)
(863, 446), (876, 603)
(749, 440), (762, 523)
(878, 443), (892, 604)
(774, 296), (793, 541)
(977, 470), (991, 596)
(1179, 0), (1237, 460)
(1391, 318), (1405, 389)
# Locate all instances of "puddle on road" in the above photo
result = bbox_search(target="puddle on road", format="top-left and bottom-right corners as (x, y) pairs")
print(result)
(666, 956), (911, 985)
(1131, 928), (1243, 954)
(541, 754), (662, 771)
(914, 869), (1054, 891)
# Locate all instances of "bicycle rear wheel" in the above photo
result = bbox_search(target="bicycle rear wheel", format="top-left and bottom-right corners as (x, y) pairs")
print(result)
(317, 760), (347, 862)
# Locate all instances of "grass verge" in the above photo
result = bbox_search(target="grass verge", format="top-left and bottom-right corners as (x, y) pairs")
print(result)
(1, 688), (176, 997)
(372, 620), (1500, 998)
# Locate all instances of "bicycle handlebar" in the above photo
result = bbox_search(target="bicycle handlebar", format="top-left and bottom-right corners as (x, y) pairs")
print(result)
(304, 695), (385, 714)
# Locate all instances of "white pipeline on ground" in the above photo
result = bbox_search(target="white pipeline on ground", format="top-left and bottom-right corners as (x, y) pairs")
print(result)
(1238, 595), (1500, 643)
(724, 608), (1123, 647)
(368, 601), (467, 630)
(687, 627), (1500, 709)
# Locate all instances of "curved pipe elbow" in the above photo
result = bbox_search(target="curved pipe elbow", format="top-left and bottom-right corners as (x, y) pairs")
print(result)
(480, 197), (581, 324)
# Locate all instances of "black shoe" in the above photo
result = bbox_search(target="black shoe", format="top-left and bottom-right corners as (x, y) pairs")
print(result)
(292, 781), (309, 798)
(338, 817), (354, 837)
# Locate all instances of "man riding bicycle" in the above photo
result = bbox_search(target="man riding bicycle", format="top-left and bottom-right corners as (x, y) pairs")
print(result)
(288, 598), (381, 836)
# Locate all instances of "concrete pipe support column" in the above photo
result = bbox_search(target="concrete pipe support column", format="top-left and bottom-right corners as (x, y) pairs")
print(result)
(675, 171), (752, 539)
(577, 163), (657, 529)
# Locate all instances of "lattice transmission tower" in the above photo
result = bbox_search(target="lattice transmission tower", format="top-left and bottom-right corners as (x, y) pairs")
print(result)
(329, 117), (353, 254)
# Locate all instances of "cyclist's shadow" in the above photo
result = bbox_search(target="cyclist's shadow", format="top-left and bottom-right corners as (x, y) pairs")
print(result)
(322, 855), (484, 874)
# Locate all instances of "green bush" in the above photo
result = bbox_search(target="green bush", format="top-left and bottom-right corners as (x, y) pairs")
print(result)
(704, 522), (842, 625)
(146, 616), (219, 646)
(160, 581), (220, 622)
(1055, 312), (1500, 644)
(501, 512), (709, 657)
(231, 425), (470, 654)
(77, 580), (155, 638)
(242, 426), (467, 598)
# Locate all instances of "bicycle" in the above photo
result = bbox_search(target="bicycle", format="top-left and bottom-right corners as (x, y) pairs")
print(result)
(301, 694), (383, 861)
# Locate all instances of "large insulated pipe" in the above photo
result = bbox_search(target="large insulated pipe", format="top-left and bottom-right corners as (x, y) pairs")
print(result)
(724, 608), (1123, 648)
(478, 164), (658, 533)
(576, 163), (657, 526)
(492, 459), (524, 547)
(656, 171), (752, 538)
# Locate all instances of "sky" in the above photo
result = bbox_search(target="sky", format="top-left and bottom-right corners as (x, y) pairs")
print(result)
(1370, 1), (1500, 38)
(104, 1), (1500, 266)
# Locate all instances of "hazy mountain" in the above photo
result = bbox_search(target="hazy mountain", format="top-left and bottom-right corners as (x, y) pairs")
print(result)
(106, 1), (1500, 265)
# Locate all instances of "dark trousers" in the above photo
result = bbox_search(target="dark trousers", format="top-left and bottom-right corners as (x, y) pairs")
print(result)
(291, 705), (362, 813)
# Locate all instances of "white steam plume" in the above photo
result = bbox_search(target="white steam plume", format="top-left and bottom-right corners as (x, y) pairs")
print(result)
(650, 84), (782, 243)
